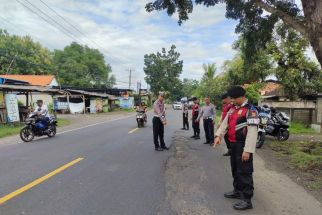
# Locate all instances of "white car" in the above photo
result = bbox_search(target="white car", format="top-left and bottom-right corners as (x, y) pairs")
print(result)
(172, 102), (182, 110)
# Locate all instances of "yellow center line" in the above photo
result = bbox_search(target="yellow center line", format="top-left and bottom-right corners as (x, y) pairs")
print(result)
(0, 157), (84, 205)
(128, 128), (139, 134)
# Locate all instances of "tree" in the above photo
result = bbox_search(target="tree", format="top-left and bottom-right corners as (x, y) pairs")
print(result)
(145, 0), (322, 68)
(143, 45), (183, 100)
(54, 42), (114, 88)
(268, 24), (322, 99)
(0, 29), (54, 75)
(182, 78), (199, 97)
(233, 37), (273, 82)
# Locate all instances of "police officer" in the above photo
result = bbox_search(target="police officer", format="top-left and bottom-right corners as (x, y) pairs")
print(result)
(190, 97), (200, 139)
(214, 86), (259, 210)
(181, 103), (189, 130)
(197, 97), (216, 145)
(218, 93), (233, 156)
(153, 92), (169, 151)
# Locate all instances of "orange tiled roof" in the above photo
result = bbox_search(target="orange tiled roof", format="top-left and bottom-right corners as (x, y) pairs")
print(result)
(260, 82), (281, 96)
(0, 75), (55, 86)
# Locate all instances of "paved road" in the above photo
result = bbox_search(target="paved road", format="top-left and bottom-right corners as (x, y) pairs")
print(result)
(0, 110), (321, 215)
(0, 110), (179, 215)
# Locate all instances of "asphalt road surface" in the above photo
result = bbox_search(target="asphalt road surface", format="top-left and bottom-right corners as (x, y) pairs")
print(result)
(0, 109), (321, 215)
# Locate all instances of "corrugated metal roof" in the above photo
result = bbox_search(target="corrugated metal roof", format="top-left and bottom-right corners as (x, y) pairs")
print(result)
(66, 89), (117, 100)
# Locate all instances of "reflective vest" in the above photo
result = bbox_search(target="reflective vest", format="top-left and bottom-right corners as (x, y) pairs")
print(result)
(227, 104), (258, 143)
(192, 104), (199, 117)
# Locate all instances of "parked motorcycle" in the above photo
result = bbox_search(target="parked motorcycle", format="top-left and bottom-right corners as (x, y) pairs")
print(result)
(20, 113), (57, 142)
(266, 110), (290, 141)
(136, 111), (146, 128)
(256, 111), (270, 148)
(256, 106), (290, 148)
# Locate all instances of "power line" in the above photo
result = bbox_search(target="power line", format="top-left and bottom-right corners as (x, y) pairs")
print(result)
(15, 0), (77, 42)
(37, 0), (127, 64)
(21, 0), (81, 42)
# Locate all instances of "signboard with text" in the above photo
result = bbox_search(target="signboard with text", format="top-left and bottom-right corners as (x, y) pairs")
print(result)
(5, 93), (20, 122)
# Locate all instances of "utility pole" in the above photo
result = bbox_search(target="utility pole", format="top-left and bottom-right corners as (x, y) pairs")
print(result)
(129, 69), (132, 89)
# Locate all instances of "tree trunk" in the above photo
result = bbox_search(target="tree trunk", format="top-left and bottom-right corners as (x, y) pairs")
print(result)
(301, 0), (322, 68)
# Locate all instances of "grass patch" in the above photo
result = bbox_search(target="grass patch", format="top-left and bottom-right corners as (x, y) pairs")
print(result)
(121, 108), (136, 113)
(271, 141), (322, 170)
(289, 122), (315, 134)
(0, 123), (23, 138)
(56, 118), (71, 127)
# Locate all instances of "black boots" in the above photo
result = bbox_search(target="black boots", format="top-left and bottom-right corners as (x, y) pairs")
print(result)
(233, 200), (253, 210)
(224, 191), (241, 199)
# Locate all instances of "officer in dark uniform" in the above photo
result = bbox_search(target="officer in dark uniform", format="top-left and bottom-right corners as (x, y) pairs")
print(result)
(218, 93), (233, 156)
(190, 97), (200, 139)
(153, 92), (169, 151)
(214, 86), (259, 210)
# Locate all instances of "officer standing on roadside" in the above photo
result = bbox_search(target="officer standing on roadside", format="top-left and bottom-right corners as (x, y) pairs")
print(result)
(190, 97), (200, 139)
(214, 86), (259, 210)
(218, 93), (233, 156)
(181, 103), (189, 130)
(153, 92), (169, 151)
(197, 97), (216, 145)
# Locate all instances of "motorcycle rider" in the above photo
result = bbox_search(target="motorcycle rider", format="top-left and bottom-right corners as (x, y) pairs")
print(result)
(33, 100), (50, 126)
(137, 102), (147, 122)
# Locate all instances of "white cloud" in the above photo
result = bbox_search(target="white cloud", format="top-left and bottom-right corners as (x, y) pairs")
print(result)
(0, 0), (238, 89)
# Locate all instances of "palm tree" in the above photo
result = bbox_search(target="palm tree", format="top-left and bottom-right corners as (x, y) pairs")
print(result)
(202, 63), (216, 81)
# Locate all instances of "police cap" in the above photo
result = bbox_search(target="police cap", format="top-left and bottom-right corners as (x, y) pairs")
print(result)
(228, 86), (246, 99)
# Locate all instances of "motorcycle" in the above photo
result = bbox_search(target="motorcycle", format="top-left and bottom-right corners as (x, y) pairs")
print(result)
(266, 111), (290, 141)
(256, 111), (269, 148)
(136, 111), (146, 128)
(20, 113), (57, 142)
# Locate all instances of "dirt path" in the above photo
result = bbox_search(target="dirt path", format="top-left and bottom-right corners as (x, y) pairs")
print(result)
(161, 131), (322, 215)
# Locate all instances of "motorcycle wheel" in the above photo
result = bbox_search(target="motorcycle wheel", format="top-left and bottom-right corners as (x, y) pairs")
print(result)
(141, 120), (144, 127)
(256, 132), (266, 148)
(47, 125), (57, 137)
(20, 127), (35, 142)
(137, 120), (141, 128)
(277, 129), (289, 141)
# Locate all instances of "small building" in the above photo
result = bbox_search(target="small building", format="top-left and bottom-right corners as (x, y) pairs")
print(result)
(258, 81), (322, 133)
(0, 84), (63, 123)
(0, 75), (59, 106)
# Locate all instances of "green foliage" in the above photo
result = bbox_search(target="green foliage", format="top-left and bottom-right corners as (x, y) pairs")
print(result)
(289, 122), (315, 134)
(181, 78), (199, 97)
(271, 141), (322, 171)
(0, 123), (23, 138)
(145, 0), (305, 66)
(0, 29), (54, 75)
(268, 24), (322, 99)
(144, 45), (183, 101)
(195, 64), (230, 107)
(244, 83), (263, 105)
(54, 42), (114, 88)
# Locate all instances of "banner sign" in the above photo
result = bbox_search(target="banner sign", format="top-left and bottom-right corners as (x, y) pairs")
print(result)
(5, 93), (20, 122)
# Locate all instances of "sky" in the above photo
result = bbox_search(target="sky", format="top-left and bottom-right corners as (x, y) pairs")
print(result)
(0, 0), (311, 89)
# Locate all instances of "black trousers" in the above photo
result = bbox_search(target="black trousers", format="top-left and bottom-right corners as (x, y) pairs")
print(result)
(230, 141), (254, 201)
(224, 135), (231, 149)
(183, 113), (189, 129)
(153, 117), (165, 149)
(192, 116), (200, 136)
(203, 119), (214, 143)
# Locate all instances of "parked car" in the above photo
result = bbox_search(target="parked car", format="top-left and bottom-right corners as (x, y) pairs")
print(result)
(172, 102), (182, 110)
